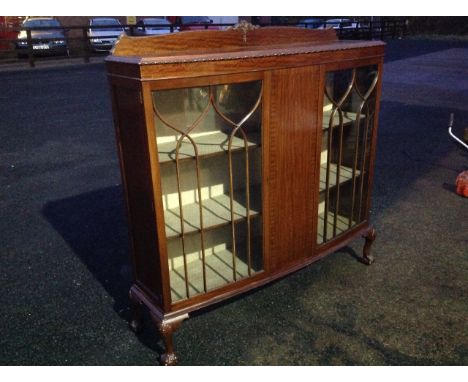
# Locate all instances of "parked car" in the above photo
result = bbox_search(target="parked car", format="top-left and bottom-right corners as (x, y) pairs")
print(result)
(297, 18), (324, 29)
(324, 18), (359, 30)
(15, 17), (68, 57)
(178, 16), (220, 31)
(133, 18), (176, 36)
(87, 18), (124, 52)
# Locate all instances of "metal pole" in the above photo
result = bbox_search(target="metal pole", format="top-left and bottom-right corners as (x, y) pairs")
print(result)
(82, 27), (89, 63)
(449, 114), (468, 149)
(26, 29), (34, 67)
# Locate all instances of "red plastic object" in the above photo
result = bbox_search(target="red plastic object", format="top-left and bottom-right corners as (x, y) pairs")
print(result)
(455, 170), (468, 197)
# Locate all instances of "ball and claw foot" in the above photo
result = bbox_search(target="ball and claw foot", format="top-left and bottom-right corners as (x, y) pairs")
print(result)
(362, 227), (376, 265)
(150, 312), (188, 366)
(160, 352), (179, 366)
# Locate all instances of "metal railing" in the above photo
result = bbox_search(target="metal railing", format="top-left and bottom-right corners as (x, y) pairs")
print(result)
(295, 19), (408, 40)
(0, 19), (408, 67)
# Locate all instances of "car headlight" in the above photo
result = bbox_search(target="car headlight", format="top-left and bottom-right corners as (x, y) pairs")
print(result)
(17, 40), (28, 46)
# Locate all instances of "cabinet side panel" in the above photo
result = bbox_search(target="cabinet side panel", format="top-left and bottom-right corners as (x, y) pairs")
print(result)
(267, 66), (319, 270)
(365, 60), (384, 221)
(112, 85), (163, 301)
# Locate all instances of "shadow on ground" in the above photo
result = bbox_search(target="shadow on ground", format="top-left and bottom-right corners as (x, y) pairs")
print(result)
(42, 186), (131, 315)
(41, 186), (169, 363)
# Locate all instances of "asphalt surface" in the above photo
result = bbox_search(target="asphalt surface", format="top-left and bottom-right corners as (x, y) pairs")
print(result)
(0, 39), (467, 365)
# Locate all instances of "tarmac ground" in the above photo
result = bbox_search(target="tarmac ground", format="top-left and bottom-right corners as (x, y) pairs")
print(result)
(0, 39), (467, 365)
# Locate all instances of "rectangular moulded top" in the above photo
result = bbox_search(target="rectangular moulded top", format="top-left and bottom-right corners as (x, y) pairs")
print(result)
(105, 26), (385, 80)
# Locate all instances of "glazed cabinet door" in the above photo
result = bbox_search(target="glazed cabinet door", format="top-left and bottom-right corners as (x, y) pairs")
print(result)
(317, 63), (381, 245)
(149, 75), (264, 304)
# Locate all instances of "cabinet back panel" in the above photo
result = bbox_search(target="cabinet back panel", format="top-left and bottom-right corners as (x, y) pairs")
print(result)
(267, 66), (319, 270)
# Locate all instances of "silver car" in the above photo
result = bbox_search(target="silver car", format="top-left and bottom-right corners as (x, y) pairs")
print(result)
(87, 18), (124, 52)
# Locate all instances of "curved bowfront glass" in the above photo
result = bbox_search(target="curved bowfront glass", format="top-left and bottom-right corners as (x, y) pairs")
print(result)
(318, 65), (379, 244)
(152, 81), (263, 302)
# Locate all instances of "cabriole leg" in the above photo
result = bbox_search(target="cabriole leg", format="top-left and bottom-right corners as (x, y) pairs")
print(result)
(362, 227), (376, 265)
(150, 312), (188, 366)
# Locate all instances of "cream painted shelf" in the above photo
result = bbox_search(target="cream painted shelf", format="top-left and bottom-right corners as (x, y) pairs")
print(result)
(157, 130), (261, 163)
(322, 109), (363, 130)
(169, 248), (253, 301)
(319, 163), (361, 192)
(164, 191), (260, 238)
(317, 211), (354, 244)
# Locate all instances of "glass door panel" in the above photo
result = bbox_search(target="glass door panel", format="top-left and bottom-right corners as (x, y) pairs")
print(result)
(152, 80), (263, 302)
(318, 65), (379, 245)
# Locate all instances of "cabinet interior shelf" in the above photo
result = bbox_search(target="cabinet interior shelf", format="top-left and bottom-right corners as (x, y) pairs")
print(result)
(164, 191), (260, 239)
(319, 163), (361, 192)
(322, 109), (364, 130)
(157, 130), (261, 163)
(317, 211), (355, 244)
(169, 247), (253, 301)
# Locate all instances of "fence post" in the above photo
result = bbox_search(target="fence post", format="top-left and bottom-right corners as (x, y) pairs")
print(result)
(82, 27), (89, 63)
(402, 19), (408, 38)
(392, 21), (397, 39)
(368, 19), (373, 40)
(26, 28), (34, 67)
(380, 20), (385, 40)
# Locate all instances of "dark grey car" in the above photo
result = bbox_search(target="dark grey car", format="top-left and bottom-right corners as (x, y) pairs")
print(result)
(133, 18), (176, 36)
(16, 18), (68, 57)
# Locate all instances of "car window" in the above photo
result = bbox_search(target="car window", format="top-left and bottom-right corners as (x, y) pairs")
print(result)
(90, 19), (123, 30)
(181, 16), (211, 24)
(143, 18), (169, 25)
(145, 19), (169, 25)
(23, 19), (61, 28)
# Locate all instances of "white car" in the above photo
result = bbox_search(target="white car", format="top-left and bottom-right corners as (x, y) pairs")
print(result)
(87, 18), (124, 52)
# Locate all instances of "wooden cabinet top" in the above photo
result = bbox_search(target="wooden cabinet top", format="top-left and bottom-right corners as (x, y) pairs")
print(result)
(105, 25), (385, 80)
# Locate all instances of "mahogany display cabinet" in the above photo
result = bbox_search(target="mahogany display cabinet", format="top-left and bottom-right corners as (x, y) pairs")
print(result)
(105, 24), (385, 365)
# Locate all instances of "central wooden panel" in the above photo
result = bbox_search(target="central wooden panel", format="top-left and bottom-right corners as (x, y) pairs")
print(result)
(267, 66), (319, 271)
